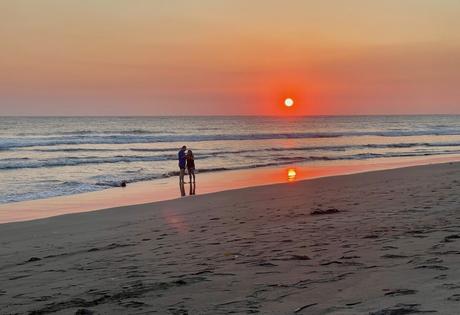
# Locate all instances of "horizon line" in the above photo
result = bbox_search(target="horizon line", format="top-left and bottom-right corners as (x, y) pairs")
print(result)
(2, 113), (460, 118)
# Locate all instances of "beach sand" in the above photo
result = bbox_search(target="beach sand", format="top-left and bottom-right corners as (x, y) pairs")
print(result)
(1, 162), (460, 314)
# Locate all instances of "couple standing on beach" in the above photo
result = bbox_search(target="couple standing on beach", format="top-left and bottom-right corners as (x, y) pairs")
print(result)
(178, 145), (196, 196)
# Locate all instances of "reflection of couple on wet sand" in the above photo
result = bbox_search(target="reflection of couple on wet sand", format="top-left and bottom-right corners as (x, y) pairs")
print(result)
(178, 145), (196, 196)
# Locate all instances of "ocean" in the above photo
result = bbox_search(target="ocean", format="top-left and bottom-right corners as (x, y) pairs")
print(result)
(1, 115), (460, 204)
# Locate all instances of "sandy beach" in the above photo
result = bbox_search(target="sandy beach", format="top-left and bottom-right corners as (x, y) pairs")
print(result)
(3, 0), (460, 313)
(1, 162), (460, 314)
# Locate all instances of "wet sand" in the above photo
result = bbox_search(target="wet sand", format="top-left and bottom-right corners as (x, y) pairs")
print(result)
(1, 162), (460, 314)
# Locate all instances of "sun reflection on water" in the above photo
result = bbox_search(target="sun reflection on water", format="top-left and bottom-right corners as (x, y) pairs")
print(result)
(287, 168), (297, 182)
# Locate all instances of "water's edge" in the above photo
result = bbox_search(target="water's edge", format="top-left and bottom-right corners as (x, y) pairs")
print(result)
(1, 154), (459, 225)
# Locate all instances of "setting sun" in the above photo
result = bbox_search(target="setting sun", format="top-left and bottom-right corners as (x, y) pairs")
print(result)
(284, 98), (294, 107)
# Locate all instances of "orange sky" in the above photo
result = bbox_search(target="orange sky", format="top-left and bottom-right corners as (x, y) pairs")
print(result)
(1, 1), (460, 115)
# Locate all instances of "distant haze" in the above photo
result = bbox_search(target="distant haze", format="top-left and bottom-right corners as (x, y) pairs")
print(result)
(1, 1), (460, 115)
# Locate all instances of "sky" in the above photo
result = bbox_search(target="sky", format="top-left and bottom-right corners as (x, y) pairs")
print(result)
(1, 0), (460, 116)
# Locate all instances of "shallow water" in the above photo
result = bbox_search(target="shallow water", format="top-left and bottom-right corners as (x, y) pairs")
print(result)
(1, 115), (460, 204)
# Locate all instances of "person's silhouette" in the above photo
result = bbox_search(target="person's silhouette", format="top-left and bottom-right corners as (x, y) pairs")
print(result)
(178, 145), (187, 183)
(186, 149), (195, 183)
(178, 145), (187, 197)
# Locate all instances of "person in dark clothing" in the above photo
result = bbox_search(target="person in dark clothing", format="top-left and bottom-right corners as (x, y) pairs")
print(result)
(186, 149), (195, 183)
(178, 146), (187, 187)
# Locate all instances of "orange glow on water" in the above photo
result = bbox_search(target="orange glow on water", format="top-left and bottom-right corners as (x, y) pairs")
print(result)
(2, 155), (460, 223)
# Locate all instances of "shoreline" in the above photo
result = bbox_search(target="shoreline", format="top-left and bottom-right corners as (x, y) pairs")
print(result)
(1, 161), (459, 314)
(2, 154), (460, 224)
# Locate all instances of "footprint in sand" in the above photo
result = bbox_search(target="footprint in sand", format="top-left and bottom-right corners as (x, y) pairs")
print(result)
(369, 303), (434, 315)
(438, 283), (460, 290)
(443, 234), (460, 243)
(384, 289), (418, 296)
(415, 265), (449, 271)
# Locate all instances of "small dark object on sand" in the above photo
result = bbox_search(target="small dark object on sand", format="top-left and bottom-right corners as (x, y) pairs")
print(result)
(384, 289), (418, 296)
(120, 180), (127, 187)
(27, 257), (41, 262)
(311, 208), (340, 215)
(75, 309), (95, 315)
(291, 255), (311, 260)
(174, 279), (187, 285)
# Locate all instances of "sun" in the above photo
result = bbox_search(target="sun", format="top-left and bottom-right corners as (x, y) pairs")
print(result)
(284, 98), (294, 107)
